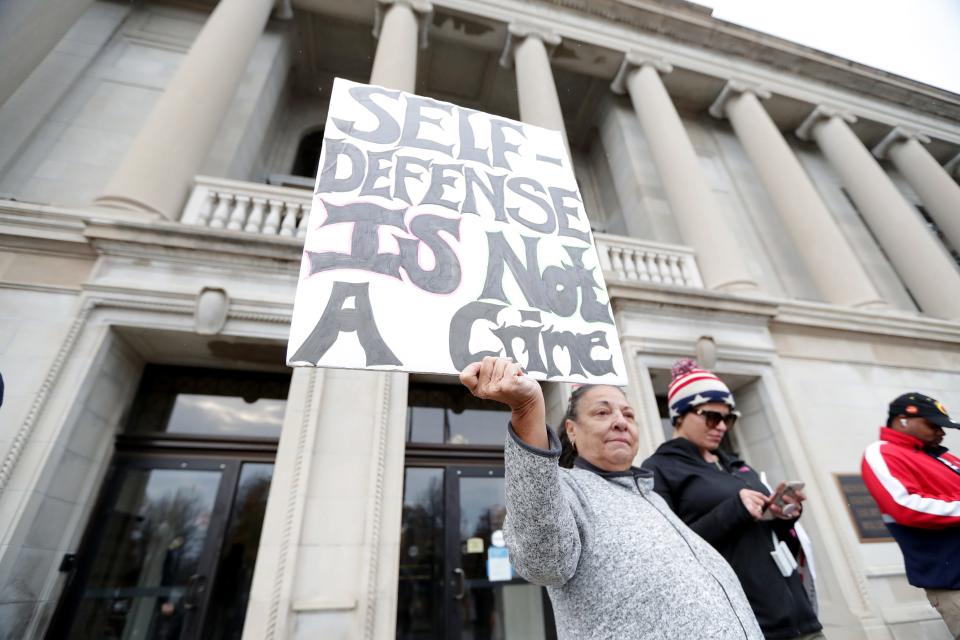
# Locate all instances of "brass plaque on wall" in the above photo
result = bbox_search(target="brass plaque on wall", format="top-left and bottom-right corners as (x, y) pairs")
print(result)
(834, 473), (894, 543)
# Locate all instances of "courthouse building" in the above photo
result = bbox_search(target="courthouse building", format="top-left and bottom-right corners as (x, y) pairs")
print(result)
(2, 0), (960, 638)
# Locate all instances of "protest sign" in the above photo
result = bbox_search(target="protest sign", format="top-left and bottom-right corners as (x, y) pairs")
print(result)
(287, 78), (627, 384)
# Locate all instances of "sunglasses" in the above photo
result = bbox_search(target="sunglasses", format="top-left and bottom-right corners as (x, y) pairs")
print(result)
(691, 408), (738, 429)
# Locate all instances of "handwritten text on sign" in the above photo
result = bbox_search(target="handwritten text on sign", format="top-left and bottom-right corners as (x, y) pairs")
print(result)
(287, 78), (627, 384)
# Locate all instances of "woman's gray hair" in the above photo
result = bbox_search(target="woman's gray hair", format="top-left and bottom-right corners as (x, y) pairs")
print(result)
(559, 386), (592, 468)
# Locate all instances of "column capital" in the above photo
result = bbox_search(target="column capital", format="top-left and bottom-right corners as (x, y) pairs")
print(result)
(707, 80), (771, 119)
(498, 21), (561, 69)
(373, 0), (433, 48)
(795, 105), (857, 141)
(871, 126), (932, 160)
(945, 151), (960, 178)
(610, 51), (673, 95)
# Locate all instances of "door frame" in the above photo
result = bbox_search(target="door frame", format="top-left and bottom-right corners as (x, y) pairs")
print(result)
(443, 464), (506, 639)
(399, 457), (557, 639)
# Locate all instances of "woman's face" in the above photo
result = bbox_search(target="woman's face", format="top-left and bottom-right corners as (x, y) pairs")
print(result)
(674, 401), (733, 452)
(564, 386), (638, 472)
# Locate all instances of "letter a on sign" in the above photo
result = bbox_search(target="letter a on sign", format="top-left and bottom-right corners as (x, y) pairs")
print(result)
(287, 77), (627, 384)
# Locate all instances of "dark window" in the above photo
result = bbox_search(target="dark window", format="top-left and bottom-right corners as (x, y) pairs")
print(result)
(292, 128), (325, 178)
(406, 382), (510, 446)
(125, 366), (291, 439)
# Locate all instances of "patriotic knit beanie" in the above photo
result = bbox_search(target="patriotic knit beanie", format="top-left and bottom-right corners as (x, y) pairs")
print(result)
(667, 358), (737, 424)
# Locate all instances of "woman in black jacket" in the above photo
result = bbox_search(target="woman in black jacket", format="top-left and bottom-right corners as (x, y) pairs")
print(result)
(642, 359), (824, 640)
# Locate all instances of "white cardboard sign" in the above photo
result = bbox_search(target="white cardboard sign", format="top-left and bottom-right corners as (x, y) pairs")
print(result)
(287, 78), (626, 384)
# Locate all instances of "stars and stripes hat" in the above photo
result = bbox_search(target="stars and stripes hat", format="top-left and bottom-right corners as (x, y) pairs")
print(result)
(888, 392), (960, 430)
(667, 359), (738, 423)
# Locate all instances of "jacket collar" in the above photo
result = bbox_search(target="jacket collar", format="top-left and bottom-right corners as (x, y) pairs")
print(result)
(654, 435), (744, 468)
(880, 426), (948, 455)
(573, 456), (652, 482)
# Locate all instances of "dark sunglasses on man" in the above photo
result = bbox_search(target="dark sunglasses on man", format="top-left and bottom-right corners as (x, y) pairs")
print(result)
(691, 407), (738, 429)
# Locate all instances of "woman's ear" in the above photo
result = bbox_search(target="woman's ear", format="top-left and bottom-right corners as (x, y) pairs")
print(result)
(564, 419), (576, 444)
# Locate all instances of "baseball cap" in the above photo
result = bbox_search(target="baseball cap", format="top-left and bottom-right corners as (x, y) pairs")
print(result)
(888, 392), (960, 430)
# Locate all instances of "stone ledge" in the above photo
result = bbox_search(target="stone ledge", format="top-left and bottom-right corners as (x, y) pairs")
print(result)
(82, 218), (303, 270)
(773, 299), (960, 346)
(5, 199), (959, 347)
(608, 280), (780, 318)
(607, 280), (960, 346)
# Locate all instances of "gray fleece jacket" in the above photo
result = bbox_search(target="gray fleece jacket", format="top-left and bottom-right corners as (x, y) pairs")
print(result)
(504, 425), (763, 640)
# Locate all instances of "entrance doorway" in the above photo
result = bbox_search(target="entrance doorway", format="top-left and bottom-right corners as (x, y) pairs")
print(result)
(47, 366), (289, 640)
(396, 381), (556, 639)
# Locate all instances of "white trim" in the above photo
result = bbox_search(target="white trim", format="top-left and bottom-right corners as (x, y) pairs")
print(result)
(864, 442), (960, 518)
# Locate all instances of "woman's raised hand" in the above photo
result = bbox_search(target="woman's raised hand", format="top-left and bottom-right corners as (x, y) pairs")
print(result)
(460, 356), (547, 449)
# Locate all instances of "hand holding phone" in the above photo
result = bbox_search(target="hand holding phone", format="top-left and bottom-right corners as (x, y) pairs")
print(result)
(763, 481), (805, 520)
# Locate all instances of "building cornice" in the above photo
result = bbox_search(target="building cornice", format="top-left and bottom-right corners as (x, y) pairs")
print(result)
(608, 280), (960, 347)
(771, 300), (960, 345)
(0, 203), (96, 258)
(542, 0), (960, 114)
(426, 0), (960, 144)
(609, 281), (780, 319)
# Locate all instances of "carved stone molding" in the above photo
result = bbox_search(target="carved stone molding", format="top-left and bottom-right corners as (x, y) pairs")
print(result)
(362, 372), (394, 639)
(795, 105), (858, 141)
(498, 21), (561, 69)
(0, 301), (93, 495)
(610, 51), (673, 95)
(373, 0), (433, 49)
(871, 126), (932, 160)
(265, 368), (320, 640)
(0, 293), (292, 496)
(708, 80), (772, 119)
(194, 287), (230, 335)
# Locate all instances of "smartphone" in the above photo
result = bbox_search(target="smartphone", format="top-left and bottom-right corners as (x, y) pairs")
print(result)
(765, 481), (805, 513)
(763, 480), (806, 519)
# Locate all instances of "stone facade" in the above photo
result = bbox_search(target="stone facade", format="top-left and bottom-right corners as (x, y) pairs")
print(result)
(1, 0), (959, 638)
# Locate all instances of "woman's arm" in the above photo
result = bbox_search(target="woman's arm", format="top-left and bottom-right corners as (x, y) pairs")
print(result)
(685, 494), (756, 544)
(502, 425), (582, 585)
(460, 357), (581, 586)
(642, 456), (758, 544)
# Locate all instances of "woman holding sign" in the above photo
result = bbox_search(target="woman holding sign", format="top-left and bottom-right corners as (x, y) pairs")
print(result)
(460, 356), (763, 639)
(641, 360), (823, 639)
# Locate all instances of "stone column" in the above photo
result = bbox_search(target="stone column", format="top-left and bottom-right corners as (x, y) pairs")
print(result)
(499, 22), (568, 152)
(709, 82), (884, 308)
(873, 127), (960, 253)
(611, 53), (758, 292)
(370, 0), (431, 93)
(798, 107), (960, 320)
(945, 152), (960, 180)
(95, 0), (276, 219)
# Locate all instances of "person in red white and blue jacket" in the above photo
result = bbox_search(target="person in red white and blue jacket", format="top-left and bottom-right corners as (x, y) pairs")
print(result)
(861, 392), (960, 637)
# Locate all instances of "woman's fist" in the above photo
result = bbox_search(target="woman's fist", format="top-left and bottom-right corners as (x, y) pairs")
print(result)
(460, 357), (547, 449)
(459, 356), (542, 412)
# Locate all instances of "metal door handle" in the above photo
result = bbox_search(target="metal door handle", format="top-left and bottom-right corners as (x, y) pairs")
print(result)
(183, 574), (207, 610)
(453, 568), (465, 600)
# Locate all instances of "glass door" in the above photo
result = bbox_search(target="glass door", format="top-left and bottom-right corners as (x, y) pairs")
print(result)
(395, 465), (555, 639)
(445, 467), (551, 640)
(48, 457), (273, 640)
